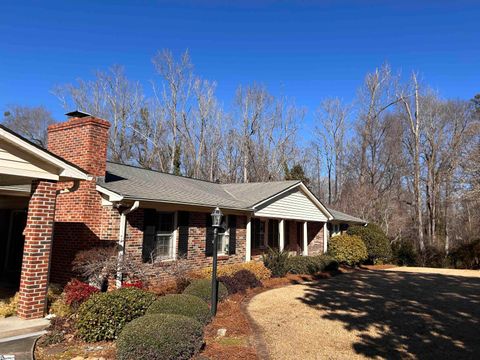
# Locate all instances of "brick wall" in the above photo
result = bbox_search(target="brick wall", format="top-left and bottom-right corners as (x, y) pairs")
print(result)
(17, 180), (57, 319)
(124, 210), (247, 284)
(47, 116), (118, 284)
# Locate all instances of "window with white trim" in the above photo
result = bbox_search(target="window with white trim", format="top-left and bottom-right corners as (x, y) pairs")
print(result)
(218, 217), (229, 255)
(144, 212), (175, 261)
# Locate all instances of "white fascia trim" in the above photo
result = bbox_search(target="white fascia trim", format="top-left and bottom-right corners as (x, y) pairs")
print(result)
(252, 182), (334, 221)
(96, 185), (124, 202)
(0, 127), (90, 181)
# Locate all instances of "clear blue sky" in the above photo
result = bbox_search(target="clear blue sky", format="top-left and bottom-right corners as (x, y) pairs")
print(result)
(1, 0), (479, 125)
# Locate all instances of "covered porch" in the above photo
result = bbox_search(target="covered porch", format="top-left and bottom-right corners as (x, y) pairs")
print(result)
(245, 217), (328, 260)
(243, 183), (332, 261)
(0, 125), (89, 319)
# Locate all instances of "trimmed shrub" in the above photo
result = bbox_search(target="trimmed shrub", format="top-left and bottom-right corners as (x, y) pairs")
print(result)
(76, 287), (156, 342)
(392, 241), (418, 266)
(183, 279), (228, 303)
(194, 261), (271, 281)
(317, 255), (340, 271)
(347, 224), (392, 264)
(147, 294), (211, 324)
(284, 255), (340, 275)
(328, 234), (368, 266)
(64, 279), (99, 308)
(117, 313), (203, 360)
(262, 247), (290, 277)
(219, 269), (262, 294)
(286, 256), (320, 275)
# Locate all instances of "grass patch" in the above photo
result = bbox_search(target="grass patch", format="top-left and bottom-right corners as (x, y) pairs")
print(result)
(215, 336), (248, 347)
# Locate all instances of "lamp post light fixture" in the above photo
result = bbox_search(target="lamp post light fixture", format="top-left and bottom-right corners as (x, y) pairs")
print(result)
(210, 206), (223, 316)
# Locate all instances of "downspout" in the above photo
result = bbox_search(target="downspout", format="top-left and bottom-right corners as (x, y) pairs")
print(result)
(116, 201), (140, 288)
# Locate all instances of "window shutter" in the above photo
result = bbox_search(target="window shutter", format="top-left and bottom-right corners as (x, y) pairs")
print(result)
(228, 215), (237, 255)
(142, 209), (157, 262)
(205, 213), (213, 257)
(177, 211), (189, 258)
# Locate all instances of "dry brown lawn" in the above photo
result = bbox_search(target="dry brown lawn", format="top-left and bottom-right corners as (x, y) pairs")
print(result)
(247, 268), (480, 360)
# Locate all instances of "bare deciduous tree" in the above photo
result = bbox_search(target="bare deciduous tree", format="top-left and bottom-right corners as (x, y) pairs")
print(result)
(2, 105), (55, 147)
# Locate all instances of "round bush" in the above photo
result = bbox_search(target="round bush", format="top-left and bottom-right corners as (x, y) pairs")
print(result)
(76, 287), (156, 342)
(147, 294), (211, 324)
(328, 234), (368, 266)
(117, 314), (203, 360)
(347, 224), (392, 264)
(316, 255), (339, 271)
(183, 279), (228, 303)
(286, 256), (320, 275)
(218, 269), (262, 294)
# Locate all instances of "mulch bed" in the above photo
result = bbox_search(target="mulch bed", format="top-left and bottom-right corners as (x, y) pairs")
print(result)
(200, 271), (344, 360)
(35, 270), (345, 360)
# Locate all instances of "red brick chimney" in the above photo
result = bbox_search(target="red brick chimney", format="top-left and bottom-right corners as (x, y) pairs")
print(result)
(47, 112), (110, 176)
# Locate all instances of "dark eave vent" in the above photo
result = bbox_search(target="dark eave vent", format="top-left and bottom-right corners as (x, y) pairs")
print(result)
(65, 110), (92, 118)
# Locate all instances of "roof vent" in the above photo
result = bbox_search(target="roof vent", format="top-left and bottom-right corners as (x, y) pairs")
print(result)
(65, 110), (92, 118)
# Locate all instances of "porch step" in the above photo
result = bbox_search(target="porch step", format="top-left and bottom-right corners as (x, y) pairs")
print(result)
(0, 316), (50, 340)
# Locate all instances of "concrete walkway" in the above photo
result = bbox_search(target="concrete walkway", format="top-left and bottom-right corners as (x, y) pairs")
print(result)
(0, 334), (42, 360)
(0, 317), (49, 360)
(247, 268), (480, 360)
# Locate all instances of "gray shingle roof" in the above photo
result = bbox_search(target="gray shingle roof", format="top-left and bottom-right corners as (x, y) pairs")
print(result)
(327, 207), (367, 224)
(221, 180), (300, 207)
(98, 162), (300, 210)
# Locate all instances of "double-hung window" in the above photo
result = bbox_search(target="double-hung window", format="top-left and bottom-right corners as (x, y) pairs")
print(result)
(143, 212), (175, 262)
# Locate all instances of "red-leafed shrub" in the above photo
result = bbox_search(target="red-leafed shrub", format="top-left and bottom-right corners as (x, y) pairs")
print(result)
(64, 279), (99, 308)
(122, 280), (144, 289)
(218, 270), (262, 294)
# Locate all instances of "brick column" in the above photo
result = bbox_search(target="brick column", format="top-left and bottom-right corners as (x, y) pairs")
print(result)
(17, 180), (57, 319)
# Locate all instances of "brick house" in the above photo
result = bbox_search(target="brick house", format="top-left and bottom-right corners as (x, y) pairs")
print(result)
(0, 112), (366, 319)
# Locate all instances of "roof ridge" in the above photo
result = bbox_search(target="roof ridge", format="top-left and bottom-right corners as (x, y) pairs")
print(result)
(106, 161), (219, 185)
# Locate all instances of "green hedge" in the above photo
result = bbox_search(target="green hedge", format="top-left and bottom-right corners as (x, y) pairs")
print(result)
(183, 279), (228, 303)
(76, 288), (156, 342)
(328, 234), (368, 266)
(147, 294), (211, 324)
(286, 255), (339, 275)
(117, 314), (204, 360)
(347, 224), (392, 264)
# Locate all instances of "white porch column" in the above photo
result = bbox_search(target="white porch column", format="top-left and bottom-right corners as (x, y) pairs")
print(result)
(303, 221), (308, 256)
(323, 222), (328, 253)
(246, 216), (252, 262)
(279, 219), (285, 251)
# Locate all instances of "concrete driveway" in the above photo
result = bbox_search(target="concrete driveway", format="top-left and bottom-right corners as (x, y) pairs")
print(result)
(247, 268), (480, 360)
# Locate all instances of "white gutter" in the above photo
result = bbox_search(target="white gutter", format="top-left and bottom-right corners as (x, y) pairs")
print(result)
(116, 201), (140, 288)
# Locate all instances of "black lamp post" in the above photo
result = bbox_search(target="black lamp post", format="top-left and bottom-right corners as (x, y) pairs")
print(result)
(210, 206), (223, 316)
